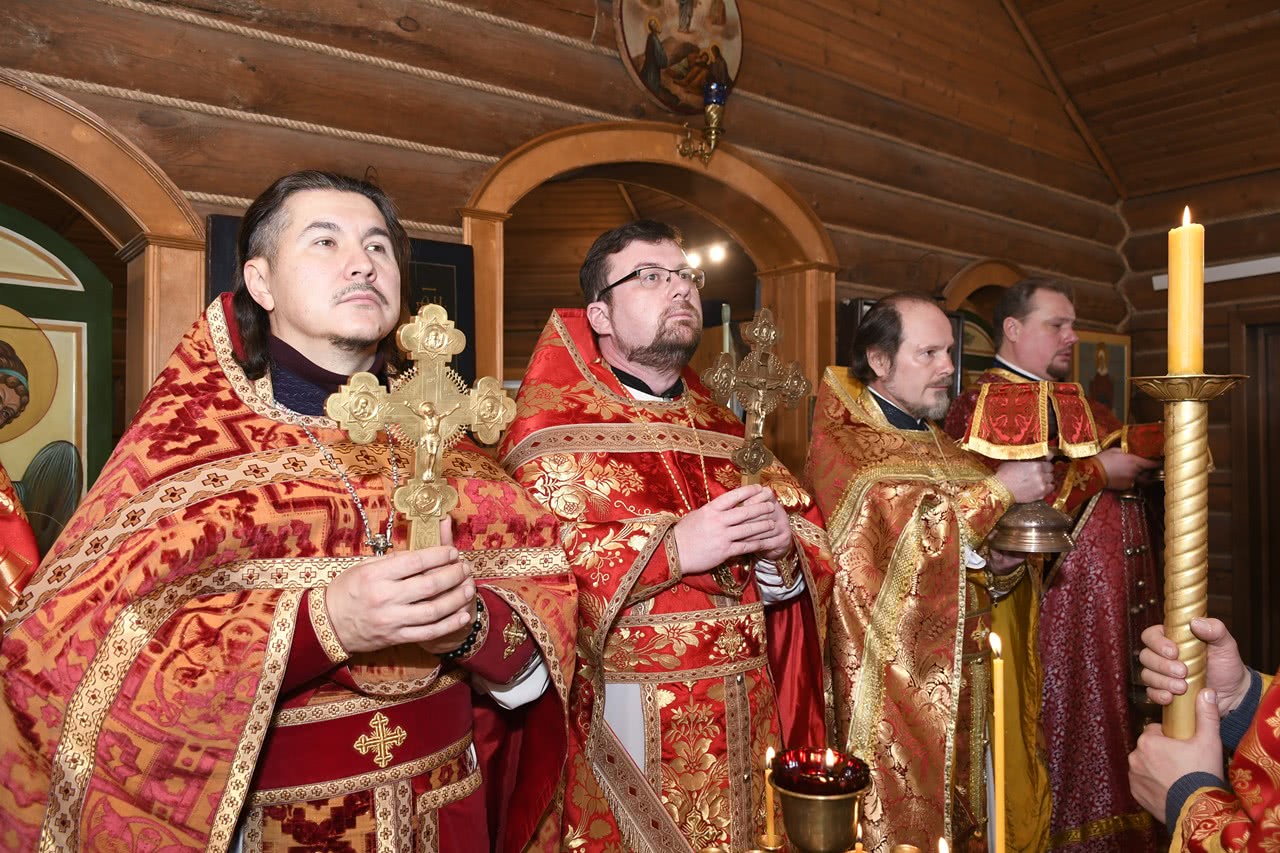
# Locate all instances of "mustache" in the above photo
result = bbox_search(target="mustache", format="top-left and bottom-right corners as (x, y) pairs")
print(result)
(662, 301), (699, 323)
(333, 283), (389, 306)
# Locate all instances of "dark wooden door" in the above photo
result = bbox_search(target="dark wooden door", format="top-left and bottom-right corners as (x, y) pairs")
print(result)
(1231, 311), (1280, 672)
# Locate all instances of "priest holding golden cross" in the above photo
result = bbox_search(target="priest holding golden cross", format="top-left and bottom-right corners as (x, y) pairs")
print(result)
(501, 220), (833, 852)
(0, 172), (576, 853)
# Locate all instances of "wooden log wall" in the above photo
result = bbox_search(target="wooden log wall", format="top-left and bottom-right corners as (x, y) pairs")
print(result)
(1122, 170), (1280, 647)
(0, 0), (1131, 357)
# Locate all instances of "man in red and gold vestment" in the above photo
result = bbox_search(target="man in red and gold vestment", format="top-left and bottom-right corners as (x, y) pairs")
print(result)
(806, 293), (1052, 852)
(0, 172), (575, 853)
(1129, 618), (1280, 850)
(945, 277), (1162, 852)
(499, 220), (831, 852)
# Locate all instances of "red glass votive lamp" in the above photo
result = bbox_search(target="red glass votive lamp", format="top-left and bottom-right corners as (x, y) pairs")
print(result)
(771, 747), (870, 795)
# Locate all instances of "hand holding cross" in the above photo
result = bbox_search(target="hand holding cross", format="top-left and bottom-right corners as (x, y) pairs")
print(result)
(326, 304), (515, 549)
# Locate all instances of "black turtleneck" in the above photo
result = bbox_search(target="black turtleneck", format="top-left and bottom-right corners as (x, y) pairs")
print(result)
(868, 387), (928, 431)
(268, 337), (386, 416)
(609, 365), (684, 400)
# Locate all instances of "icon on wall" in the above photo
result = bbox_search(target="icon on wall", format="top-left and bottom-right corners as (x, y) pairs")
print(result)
(616, 0), (742, 114)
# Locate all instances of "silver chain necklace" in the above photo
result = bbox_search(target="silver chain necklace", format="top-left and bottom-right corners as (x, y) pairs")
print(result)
(301, 424), (401, 555)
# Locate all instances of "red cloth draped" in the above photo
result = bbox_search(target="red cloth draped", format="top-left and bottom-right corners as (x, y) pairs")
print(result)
(0, 461), (38, 618)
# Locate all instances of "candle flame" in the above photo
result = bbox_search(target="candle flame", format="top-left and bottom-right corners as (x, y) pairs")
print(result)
(938, 839), (949, 853)
(989, 632), (1003, 659)
(765, 746), (775, 765)
(1182, 206), (1192, 227)
(856, 824), (863, 841)
(825, 747), (836, 767)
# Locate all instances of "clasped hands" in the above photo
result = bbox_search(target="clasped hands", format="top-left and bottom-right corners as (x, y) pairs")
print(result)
(673, 484), (793, 576)
(325, 518), (477, 656)
(1128, 618), (1253, 823)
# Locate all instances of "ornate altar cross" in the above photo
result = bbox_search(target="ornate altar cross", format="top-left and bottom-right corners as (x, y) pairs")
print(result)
(701, 308), (811, 484)
(326, 304), (516, 550)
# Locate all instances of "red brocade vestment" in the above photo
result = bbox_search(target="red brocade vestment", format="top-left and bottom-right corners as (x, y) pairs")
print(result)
(1173, 670), (1280, 851)
(499, 310), (832, 853)
(946, 367), (1160, 852)
(0, 295), (576, 853)
(806, 368), (1020, 852)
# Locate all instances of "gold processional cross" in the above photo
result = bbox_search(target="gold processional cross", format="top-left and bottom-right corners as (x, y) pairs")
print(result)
(701, 308), (811, 484)
(326, 304), (516, 550)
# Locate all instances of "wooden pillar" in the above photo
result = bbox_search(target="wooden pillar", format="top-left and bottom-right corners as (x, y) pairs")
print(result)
(758, 262), (838, 472)
(122, 236), (205, 417)
(461, 208), (511, 382)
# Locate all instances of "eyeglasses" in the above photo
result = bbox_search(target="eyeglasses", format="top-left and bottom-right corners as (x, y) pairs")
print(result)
(597, 266), (706, 299)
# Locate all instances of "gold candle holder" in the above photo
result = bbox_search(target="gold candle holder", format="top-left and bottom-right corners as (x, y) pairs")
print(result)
(1133, 373), (1245, 738)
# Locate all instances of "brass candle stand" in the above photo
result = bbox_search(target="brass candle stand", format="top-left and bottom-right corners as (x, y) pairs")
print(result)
(1132, 373), (1245, 738)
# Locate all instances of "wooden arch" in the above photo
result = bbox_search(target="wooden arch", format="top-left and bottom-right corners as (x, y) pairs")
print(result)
(941, 259), (1025, 312)
(0, 72), (204, 416)
(463, 121), (839, 469)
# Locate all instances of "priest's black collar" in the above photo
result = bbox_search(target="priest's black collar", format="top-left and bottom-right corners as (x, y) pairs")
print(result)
(269, 336), (387, 417)
(609, 365), (685, 400)
(993, 357), (1043, 382)
(867, 386), (928, 431)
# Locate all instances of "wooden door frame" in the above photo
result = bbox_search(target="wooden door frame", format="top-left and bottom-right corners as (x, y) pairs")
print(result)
(1229, 305), (1280, 669)
(0, 72), (204, 419)
(462, 121), (839, 470)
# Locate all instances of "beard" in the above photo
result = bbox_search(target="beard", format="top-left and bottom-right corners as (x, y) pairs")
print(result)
(1046, 361), (1070, 381)
(330, 334), (384, 353)
(623, 307), (702, 373)
(884, 368), (952, 421)
(919, 391), (952, 421)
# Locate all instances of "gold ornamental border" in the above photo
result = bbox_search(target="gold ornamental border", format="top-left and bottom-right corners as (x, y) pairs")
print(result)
(1130, 374), (1246, 402)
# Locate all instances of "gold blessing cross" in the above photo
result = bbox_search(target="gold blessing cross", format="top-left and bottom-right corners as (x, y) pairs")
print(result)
(701, 308), (810, 484)
(326, 304), (516, 549)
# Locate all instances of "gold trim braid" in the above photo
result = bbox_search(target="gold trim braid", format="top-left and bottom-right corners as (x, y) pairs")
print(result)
(309, 586), (351, 664)
(1048, 810), (1154, 848)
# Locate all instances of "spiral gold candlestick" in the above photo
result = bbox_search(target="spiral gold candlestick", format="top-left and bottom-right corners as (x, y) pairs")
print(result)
(1133, 374), (1244, 738)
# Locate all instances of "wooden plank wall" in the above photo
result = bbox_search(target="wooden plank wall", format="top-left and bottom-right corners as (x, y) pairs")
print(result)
(0, 0), (1131, 343)
(1121, 170), (1280, 629)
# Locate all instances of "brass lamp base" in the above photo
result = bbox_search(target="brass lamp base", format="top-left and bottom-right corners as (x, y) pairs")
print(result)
(775, 782), (867, 853)
(988, 500), (1074, 553)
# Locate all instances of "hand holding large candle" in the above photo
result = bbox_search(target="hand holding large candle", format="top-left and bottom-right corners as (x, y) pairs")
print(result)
(1168, 206), (1205, 375)
(989, 633), (1006, 853)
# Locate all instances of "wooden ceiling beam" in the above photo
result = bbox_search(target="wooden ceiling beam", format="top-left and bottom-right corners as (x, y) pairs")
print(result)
(616, 183), (639, 220)
(1000, 0), (1129, 198)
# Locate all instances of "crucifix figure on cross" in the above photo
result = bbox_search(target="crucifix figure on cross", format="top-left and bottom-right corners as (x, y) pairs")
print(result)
(701, 307), (811, 484)
(325, 304), (516, 549)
